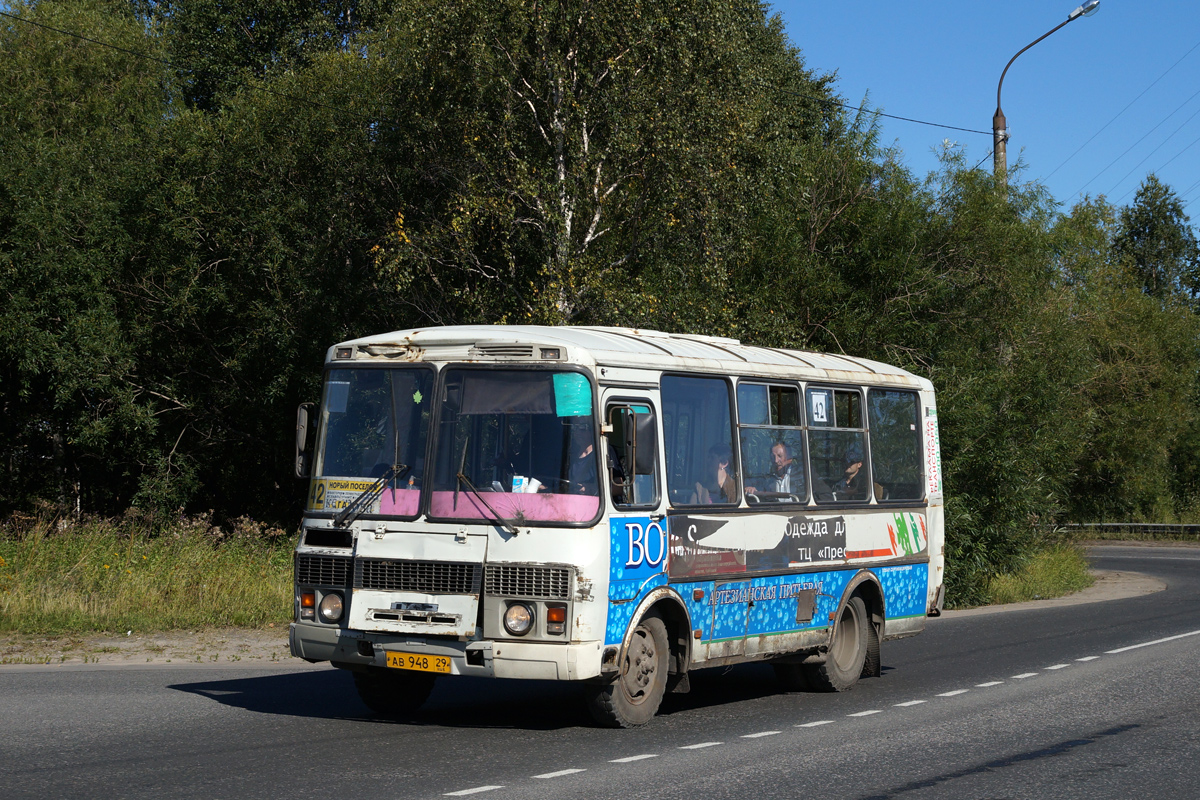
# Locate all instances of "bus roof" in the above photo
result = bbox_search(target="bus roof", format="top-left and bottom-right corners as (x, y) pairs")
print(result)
(330, 325), (933, 391)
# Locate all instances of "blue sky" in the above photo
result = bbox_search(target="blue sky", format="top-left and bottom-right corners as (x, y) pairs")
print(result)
(771, 1), (1200, 218)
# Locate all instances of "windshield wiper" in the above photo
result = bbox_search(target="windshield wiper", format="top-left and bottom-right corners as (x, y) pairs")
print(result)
(333, 463), (410, 528)
(452, 435), (518, 535)
(455, 470), (519, 535)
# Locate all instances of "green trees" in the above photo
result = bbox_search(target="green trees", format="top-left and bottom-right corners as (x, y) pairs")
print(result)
(0, 0), (168, 514)
(370, 0), (838, 327)
(2, 0), (1200, 602)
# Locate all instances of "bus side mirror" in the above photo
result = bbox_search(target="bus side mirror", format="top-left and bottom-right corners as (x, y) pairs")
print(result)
(606, 406), (636, 497)
(295, 402), (316, 478)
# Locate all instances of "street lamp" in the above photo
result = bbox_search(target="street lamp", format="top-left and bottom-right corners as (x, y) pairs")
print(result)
(993, 0), (1099, 185)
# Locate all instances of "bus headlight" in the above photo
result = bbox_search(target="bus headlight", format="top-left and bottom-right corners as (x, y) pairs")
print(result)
(318, 592), (344, 623)
(503, 603), (534, 636)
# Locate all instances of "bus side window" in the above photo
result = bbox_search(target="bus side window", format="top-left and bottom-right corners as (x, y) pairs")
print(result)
(867, 389), (922, 501)
(606, 403), (660, 508)
(661, 375), (738, 507)
(808, 387), (871, 503)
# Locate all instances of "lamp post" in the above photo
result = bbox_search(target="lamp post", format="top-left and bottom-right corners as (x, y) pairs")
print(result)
(993, 0), (1099, 186)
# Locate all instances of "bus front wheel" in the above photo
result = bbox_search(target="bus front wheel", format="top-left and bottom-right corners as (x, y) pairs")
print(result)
(586, 613), (669, 727)
(353, 667), (436, 717)
(803, 595), (869, 692)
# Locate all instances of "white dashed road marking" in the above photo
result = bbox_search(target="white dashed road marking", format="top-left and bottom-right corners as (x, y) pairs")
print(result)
(444, 787), (504, 797)
(443, 631), (1200, 798)
(533, 769), (585, 779)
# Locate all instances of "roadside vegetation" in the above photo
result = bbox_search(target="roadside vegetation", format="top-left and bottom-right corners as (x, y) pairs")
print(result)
(982, 545), (1095, 607)
(0, 513), (292, 635)
(4, 0), (1200, 613)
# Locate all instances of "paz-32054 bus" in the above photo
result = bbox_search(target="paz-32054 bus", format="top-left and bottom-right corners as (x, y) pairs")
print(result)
(291, 326), (944, 727)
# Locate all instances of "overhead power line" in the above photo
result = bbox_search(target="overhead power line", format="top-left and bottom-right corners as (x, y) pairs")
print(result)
(760, 81), (991, 136)
(1074, 86), (1200, 198)
(1105, 103), (1200, 199)
(1046, 36), (1200, 183)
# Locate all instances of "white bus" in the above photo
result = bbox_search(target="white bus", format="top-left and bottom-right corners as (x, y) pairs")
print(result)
(291, 326), (944, 727)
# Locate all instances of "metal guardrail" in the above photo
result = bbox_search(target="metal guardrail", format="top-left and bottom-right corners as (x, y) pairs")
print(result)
(1063, 523), (1200, 539)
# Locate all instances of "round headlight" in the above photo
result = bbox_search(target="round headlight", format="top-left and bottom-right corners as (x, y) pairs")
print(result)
(503, 603), (534, 636)
(318, 592), (344, 623)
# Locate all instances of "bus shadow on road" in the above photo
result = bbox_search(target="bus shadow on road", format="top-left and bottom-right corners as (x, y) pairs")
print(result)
(169, 661), (834, 729)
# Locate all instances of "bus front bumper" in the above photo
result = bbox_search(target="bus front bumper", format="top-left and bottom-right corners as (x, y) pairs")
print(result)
(290, 621), (605, 681)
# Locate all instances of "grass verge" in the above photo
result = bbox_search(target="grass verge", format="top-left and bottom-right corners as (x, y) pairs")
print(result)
(0, 512), (293, 635)
(984, 544), (1094, 606)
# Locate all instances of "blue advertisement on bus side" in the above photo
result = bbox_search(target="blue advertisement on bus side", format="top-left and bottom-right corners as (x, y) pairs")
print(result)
(606, 516), (668, 645)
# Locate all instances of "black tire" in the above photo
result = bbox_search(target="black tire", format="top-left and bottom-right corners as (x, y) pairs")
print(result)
(772, 661), (813, 692)
(802, 595), (869, 692)
(586, 614), (669, 727)
(353, 668), (437, 717)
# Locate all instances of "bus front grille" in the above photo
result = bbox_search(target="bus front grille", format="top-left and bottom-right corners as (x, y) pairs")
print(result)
(295, 554), (352, 586)
(354, 558), (483, 595)
(485, 564), (571, 600)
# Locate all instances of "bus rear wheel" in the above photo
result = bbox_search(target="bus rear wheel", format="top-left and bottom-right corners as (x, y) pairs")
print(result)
(803, 595), (869, 692)
(586, 614), (669, 727)
(353, 667), (437, 717)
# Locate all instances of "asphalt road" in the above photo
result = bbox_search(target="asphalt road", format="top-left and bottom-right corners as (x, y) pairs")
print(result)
(3, 545), (1199, 799)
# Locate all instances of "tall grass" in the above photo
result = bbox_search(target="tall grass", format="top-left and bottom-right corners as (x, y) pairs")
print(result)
(984, 544), (1094, 606)
(0, 512), (294, 635)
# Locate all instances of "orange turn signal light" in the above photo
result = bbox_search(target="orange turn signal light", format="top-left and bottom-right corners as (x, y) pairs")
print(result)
(546, 606), (566, 623)
(300, 591), (316, 608)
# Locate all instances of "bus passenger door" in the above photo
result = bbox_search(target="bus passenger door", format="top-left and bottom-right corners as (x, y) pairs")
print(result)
(602, 394), (668, 648)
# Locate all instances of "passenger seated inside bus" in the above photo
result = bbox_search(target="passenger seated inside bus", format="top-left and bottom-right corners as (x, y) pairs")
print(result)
(833, 445), (881, 501)
(745, 441), (803, 502)
(689, 444), (737, 504)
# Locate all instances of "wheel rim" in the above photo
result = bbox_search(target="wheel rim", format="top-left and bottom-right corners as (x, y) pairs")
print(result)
(619, 626), (658, 705)
(830, 601), (862, 671)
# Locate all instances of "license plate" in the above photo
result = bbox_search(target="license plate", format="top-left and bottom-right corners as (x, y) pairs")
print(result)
(385, 651), (452, 674)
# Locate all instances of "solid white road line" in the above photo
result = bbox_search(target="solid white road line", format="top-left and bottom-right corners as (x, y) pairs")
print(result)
(1106, 629), (1200, 654)
(847, 710), (882, 717)
(797, 720), (835, 728)
(679, 742), (723, 750)
(894, 700), (927, 707)
(976, 681), (1003, 687)
(609, 754), (658, 764)
(533, 769), (585, 779)
(742, 731), (780, 738)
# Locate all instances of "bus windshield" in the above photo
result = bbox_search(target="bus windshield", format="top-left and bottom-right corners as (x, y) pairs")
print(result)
(313, 367), (433, 516)
(428, 368), (600, 524)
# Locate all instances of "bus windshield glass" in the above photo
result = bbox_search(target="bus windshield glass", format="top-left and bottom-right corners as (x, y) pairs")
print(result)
(313, 367), (433, 516)
(429, 368), (600, 525)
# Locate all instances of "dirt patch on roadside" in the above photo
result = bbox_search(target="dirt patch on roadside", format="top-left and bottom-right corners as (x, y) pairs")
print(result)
(942, 568), (1166, 619)
(0, 625), (294, 668)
